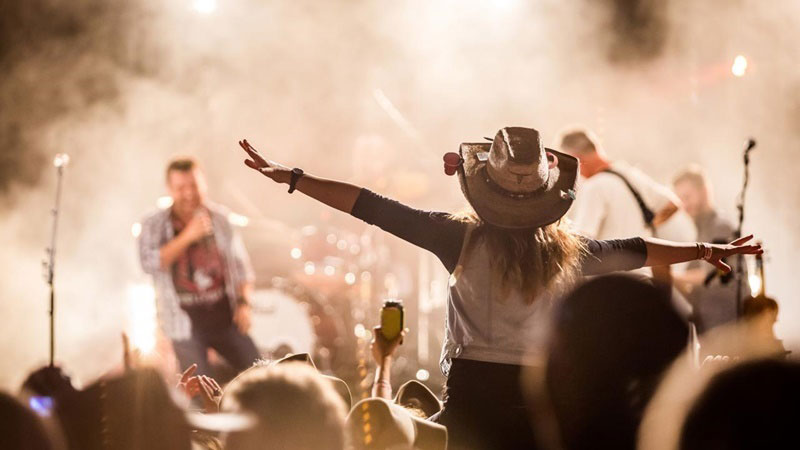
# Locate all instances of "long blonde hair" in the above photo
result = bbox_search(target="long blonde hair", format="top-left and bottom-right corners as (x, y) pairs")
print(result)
(451, 210), (586, 304)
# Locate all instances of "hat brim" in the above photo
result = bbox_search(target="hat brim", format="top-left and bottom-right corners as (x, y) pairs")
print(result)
(394, 380), (442, 418)
(457, 143), (578, 229)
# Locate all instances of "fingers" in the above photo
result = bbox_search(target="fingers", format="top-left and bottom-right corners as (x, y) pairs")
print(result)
(730, 234), (754, 246)
(238, 139), (256, 154)
(728, 244), (763, 256)
(243, 139), (260, 154)
(206, 376), (222, 396)
(244, 159), (274, 174)
(197, 376), (213, 399)
(197, 375), (222, 399)
(186, 377), (200, 396)
(713, 259), (732, 274)
(744, 245), (763, 255)
(180, 364), (198, 384)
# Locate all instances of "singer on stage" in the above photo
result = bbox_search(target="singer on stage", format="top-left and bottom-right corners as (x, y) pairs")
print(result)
(138, 157), (260, 376)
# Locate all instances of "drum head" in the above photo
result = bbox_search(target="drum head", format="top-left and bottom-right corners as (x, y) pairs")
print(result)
(249, 288), (316, 357)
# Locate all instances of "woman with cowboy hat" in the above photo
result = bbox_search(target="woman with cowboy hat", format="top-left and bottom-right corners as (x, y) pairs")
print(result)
(234, 127), (761, 449)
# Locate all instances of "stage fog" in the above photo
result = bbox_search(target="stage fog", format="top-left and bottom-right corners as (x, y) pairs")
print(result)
(1, 0), (798, 389)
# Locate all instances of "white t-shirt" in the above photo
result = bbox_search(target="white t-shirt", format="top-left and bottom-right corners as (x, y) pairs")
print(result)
(568, 161), (696, 243)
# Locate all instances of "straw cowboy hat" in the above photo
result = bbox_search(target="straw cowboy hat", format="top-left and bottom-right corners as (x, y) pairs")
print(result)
(394, 379), (442, 418)
(347, 397), (448, 450)
(273, 352), (353, 409)
(452, 126), (578, 229)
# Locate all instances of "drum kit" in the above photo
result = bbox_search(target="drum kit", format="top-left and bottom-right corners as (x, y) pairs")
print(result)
(242, 219), (403, 375)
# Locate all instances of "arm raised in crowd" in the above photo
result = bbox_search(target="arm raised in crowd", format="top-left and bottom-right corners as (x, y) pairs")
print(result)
(370, 326), (406, 400)
(236, 139), (466, 272)
(643, 234), (762, 273)
(238, 139), (361, 213)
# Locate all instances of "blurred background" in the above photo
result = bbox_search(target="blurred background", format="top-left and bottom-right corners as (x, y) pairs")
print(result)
(1, 0), (798, 390)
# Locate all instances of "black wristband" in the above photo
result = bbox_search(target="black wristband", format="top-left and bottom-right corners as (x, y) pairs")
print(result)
(288, 168), (304, 194)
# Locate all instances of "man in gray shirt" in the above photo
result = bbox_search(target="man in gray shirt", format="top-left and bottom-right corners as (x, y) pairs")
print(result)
(672, 164), (749, 334)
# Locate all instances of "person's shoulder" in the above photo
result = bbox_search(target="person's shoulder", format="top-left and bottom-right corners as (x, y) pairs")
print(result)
(141, 207), (169, 225)
(614, 161), (675, 197)
(611, 161), (654, 182)
(205, 201), (232, 217)
(205, 202), (245, 232)
(711, 210), (736, 235)
(712, 210), (735, 227)
(583, 166), (627, 192)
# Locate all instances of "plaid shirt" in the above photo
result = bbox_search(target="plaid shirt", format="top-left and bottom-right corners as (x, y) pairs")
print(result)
(138, 201), (254, 340)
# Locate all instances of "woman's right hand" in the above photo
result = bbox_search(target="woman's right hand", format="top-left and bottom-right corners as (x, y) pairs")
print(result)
(238, 139), (291, 184)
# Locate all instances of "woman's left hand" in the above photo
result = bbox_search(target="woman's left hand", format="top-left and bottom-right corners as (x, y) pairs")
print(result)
(237, 139), (291, 184)
(705, 234), (763, 273)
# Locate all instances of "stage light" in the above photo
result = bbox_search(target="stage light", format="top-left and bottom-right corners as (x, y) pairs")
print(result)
(324, 265), (335, 276)
(748, 273), (762, 296)
(53, 153), (70, 168)
(732, 55), (748, 77)
(345, 272), (356, 285)
(337, 239), (348, 250)
(227, 212), (249, 227)
(361, 271), (372, 282)
(156, 196), (173, 209)
(131, 222), (142, 238)
(192, 0), (217, 14)
(126, 283), (157, 355)
(290, 248), (302, 259)
(326, 233), (338, 244)
(304, 262), (316, 275)
(416, 369), (430, 381)
(354, 323), (367, 338)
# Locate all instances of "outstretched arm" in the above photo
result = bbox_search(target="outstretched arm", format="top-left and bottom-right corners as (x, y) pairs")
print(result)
(644, 235), (762, 273)
(238, 139), (361, 213)
(236, 139), (467, 271)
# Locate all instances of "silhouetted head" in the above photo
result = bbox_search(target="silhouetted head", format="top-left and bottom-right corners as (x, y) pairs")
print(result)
(681, 358), (800, 450)
(547, 274), (688, 450)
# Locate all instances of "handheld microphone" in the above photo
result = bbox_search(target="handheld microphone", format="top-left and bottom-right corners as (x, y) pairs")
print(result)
(53, 153), (70, 168)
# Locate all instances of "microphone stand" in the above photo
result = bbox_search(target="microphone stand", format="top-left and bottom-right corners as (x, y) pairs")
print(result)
(735, 139), (756, 319)
(44, 155), (69, 366)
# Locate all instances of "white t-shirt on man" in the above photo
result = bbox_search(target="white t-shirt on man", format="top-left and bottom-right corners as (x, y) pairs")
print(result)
(568, 161), (696, 243)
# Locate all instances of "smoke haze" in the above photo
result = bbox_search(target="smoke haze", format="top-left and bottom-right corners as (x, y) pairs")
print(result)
(1, 0), (798, 388)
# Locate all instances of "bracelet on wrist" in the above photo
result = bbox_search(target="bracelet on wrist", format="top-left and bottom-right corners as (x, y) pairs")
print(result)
(696, 243), (713, 261)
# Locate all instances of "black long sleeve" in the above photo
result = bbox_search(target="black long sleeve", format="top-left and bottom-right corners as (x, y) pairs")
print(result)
(579, 237), (648, 275)
(351, 189), (648, 276)
(350, 189), (467, 272)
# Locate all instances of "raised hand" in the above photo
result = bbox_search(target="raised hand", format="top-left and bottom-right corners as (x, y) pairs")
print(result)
(705, 234), (763, 273)
(182, 209), (213, 243)
(176, 363), (198, 396)
(370, 326), (407, 362)
(237, 139), (291, 184)
(176, 365), (222, 413)
(193, 375), (223, 413)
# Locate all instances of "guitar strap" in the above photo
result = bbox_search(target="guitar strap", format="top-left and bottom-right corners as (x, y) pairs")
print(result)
(602, 168), (656, 233)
